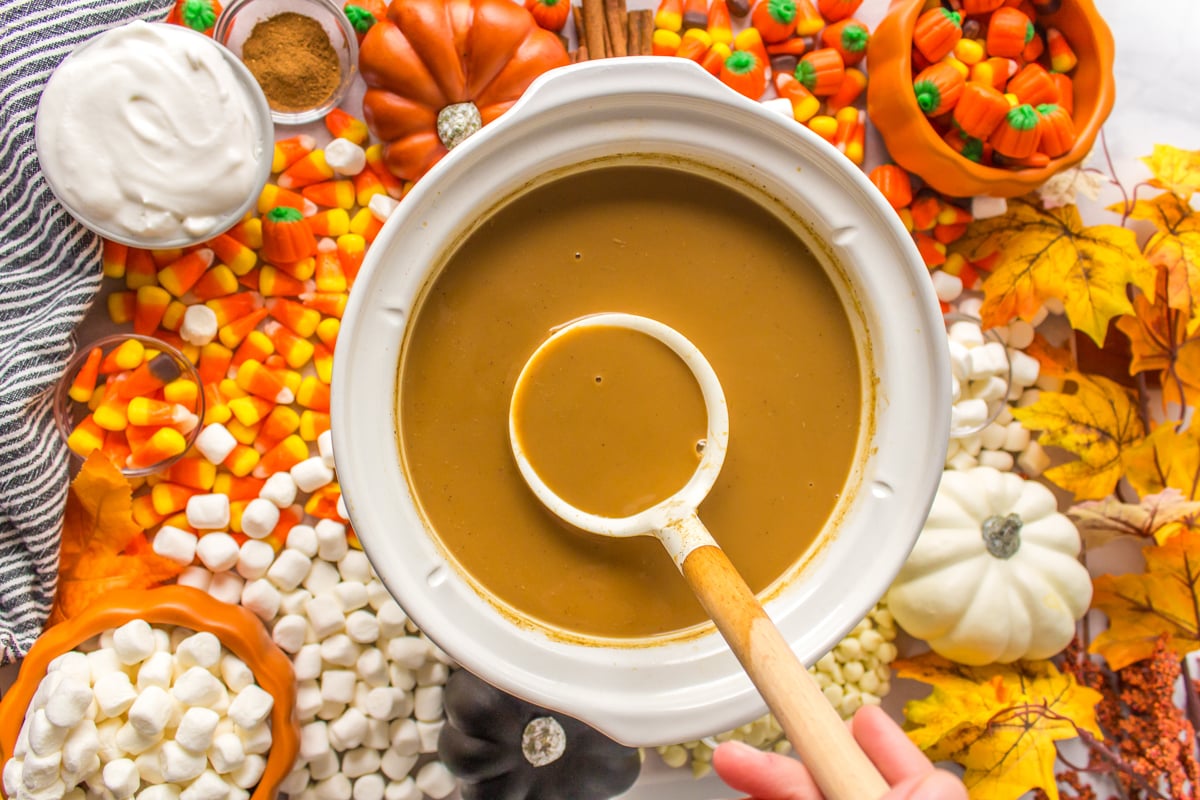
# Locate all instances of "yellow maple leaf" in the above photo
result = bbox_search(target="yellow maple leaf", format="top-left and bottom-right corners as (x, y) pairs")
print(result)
(896, 653), (1103, 800)
(1122, 424), (1200, 502)
(49, 451), (184, 626)
(1011, 372), (1145, 500)
(1112, 193), (1200, 333)
(1069, 488), (1200, 548)
(1141, 143), (1200, 201)
(1090, 529), (1200, 670)
(956, 197), (1153, 345)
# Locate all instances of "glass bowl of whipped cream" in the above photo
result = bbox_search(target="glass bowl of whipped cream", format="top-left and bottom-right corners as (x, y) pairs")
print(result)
(35, 21), (274, 249)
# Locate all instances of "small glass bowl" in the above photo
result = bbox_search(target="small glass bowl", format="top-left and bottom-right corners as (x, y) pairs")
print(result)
(945, 312), (1013, 439)
(53, 334), (206, 478)
(214, 0), (359, 126)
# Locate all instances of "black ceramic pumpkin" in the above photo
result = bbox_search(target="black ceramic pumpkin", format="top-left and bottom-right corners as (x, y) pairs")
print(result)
(438, 669), (642, 800)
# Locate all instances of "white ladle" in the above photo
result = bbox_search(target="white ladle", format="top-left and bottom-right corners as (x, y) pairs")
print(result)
(509, 312), (889, 800)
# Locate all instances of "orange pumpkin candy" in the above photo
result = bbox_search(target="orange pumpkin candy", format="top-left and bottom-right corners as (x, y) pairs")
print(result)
(359, 0), (569, 182)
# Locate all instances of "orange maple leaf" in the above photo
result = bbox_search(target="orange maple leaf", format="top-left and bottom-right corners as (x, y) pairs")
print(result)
(1123, 193), (1200, 332)
(896, 653), (1102, 800)
(1024, 332), (1076, 378)
(956, 197), (1154, 345)
(1115, 274), (1200, 409)
(49, 451), (184, 626)
(1070, 488), (1200, 548)
(1011, 372), (1145, 500)
(1090, 529), (1200, 670)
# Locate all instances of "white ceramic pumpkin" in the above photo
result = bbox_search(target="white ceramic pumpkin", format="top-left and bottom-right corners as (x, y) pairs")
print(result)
(887, 466), (1092, 666)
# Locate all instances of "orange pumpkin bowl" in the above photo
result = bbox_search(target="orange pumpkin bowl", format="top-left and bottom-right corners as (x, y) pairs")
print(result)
(0, 586), (298, 800)
(867, 0), (1115, 198)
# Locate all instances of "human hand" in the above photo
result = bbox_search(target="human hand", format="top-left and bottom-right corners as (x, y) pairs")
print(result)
(711, 705), (967, 800)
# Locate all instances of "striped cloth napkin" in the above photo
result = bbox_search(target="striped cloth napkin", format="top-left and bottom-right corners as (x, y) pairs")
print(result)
(0, 0), (173, 663)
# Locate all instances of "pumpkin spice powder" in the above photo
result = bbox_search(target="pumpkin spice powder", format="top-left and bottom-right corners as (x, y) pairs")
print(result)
(242, 11), (340, 112)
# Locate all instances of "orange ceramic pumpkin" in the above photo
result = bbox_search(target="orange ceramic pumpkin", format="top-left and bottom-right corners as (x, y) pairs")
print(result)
(866, 0), (1114, 198)
(359, 0), (569, 182)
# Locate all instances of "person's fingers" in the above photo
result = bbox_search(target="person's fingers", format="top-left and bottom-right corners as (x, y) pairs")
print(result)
(712, 740), (822, 800)
(885, 769), (970, 800)
(850, 705), (936, 785)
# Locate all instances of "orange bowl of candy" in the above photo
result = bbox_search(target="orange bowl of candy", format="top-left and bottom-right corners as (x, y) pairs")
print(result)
(866, 0), (1115, 198)
(0, 586), (298, 800)
(53, 334), (206, 478)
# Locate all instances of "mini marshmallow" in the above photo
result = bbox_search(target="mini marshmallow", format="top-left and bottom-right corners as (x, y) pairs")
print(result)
(388, 665), (415, 692)
(387, 719), (418, 757)
(367, 193), (400, 223)
(153, 524), (199, 566)
(27, 709), (68, 757)
(303, 560), (341, 595)
(325, 137), (366, 176)
(137, 651), (174, 691)
(365, 719), (390, 750)
(195, 425), (238, 467)
(341, 748), (380, 780)
(307, 750), (340, 782)
(180, 303), (219, 347)
(946, 450), (979, 471)
(930, 270), (963, 303)
(950, 398), (989, 432)
(1007, 319), (1035, 350)
(259, 472), (298, 509)
(379, 750), (416, 782)
(385, 637), (426, 670)
(2, 759), (20, 797)
(1009, 350), (1040, 388)
(207, 732), (245, 774)
(240, 579), (281, 622)
(116, 721), (162, 755)
(355, 649), (388, 688)
(93, 672), (138, 718)
(413, 686), (442, 722)
(129, 685), (176, 736)
(229, 788), (250, 800)
(971, 195), (1007, 220)
(415, 720), (443, 753)
(291, 458), (334, 493)
(285, 525), (318, 558)
(947, 320), (984, 348)
(382, 779), (420, 800)
(344, 611), (379, 645)
(227, 685), (274, 730)
(186, 494), (231, 531)
(291, 644), (322, 683)
(61, 720), (100, 777)
(279, 768), (310, 797)
(320, 635), (361, 667)
(230, 755), (266, 790)
(365, 581), (390, 611)
(235, 540), (275, 580)
(48, 650), (90, 683)
(134, 746), (166, 784)
(320, 670), (357, 705)
(113, 620), (157, 666)
(160, 741), (207, 784)
(353, 680), (370, 711)
(314, 520), (348, 562)
(316, 429), (335, 468)
(298, 721), (329, 762)
(314, 774), (352, 800)
(364, 688), (403, 721)
(172, 667), (224, 708)
(96, 718), (123, 762)
(103, 758), (140, 799)
(317, 700), (344, 722)
(970, 375), (1009, 404)
(267, 551), (312, 592)
(175, 631), (221, 669)
(176, 707), (220, 753)
(337, 552), (371, 585)
(240, 499), (280, 541)
(414, 762), (456, 800)
(180, 770), (233, 800)
(968, 342), (1009, 377)
(138, 785), (182, 800)
(336, 495), (349, 521)
(352, 774), (384, 800)
(376, 602), (408, 640)
(978, 449), (1015, 471)
(237, 722), (272, 756)
(333, 581), (368, 612)
(1003, 422), (1031, 453)
(20, 751), (61, 791)
(271, 614), (308, 654)
(45, 677), (92, 728)
(1018, 439), (1052, 476)
(328, 708), (369, 751)
(176, 566), (213, 592)
(279, 588), (314, 617)
(305, 593), (345, 638)
(196, 533), (240, 573)
(296, 680), (324, 719)
(415, 660), (448, 686)
(979, 422), (1007, 452)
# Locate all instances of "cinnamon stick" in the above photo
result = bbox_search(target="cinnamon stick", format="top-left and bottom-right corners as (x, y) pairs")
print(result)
(572, 4), (586, 48)
(604, 0), (627, 57)
(581, 0), (607, 59)
(627, 9), (652, 56)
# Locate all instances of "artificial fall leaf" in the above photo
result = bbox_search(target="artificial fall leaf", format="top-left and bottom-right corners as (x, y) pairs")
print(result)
(1090, 529), (1200, 670)
(957, 197), (1153, 345)
(49, 451), (184, 626)
(1141, 143), (1200, 201)
(1024, 332), (1075, 378)
(1121, 424), (1200, 502)
(896, 653), (1103, 800)
(1123, 193), (1200, 333)
(1069, 488), (1200, 548)
(1011, 372), (1145, 500)
(1115, 279), (1200, 409)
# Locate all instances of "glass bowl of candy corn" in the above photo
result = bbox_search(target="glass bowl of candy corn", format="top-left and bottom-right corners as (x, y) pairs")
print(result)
(866, 0), (1115, 198)
(53, 334), (207, 478)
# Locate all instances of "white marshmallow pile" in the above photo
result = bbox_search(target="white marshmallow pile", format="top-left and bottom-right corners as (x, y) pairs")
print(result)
(4, 622), (272, 800)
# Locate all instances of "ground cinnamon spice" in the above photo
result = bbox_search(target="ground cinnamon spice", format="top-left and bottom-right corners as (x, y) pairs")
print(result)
(241, 12), (340, 112)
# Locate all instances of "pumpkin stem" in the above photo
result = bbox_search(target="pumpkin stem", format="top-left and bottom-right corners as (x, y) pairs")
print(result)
(981, 513), (1022, 559)
(522, 716), (567, 767)
(437, 102), (483, 151)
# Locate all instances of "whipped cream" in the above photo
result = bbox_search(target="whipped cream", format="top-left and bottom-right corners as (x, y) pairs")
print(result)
(36, 21), (268, 244)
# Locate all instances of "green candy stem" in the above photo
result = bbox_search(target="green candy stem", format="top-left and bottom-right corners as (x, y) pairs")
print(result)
(181, 0), (216, 31)
(940, 8), (962, 27)
(267, 206), (304, 223)
(768, 0), (796, 24)
(842, 24), (868, 53)
(913, 79), (942, 114)
(724, 50), (758, 75)
(343, 4), (376, 33)
(1025, 20), (1035, 44)
(1006, 104), (1039, 132)
(962, 137), (983, 162)
(795, 60), (816, 90)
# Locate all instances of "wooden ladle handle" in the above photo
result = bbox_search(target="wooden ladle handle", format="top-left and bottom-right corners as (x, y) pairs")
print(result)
(680, 544), (891, 800)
